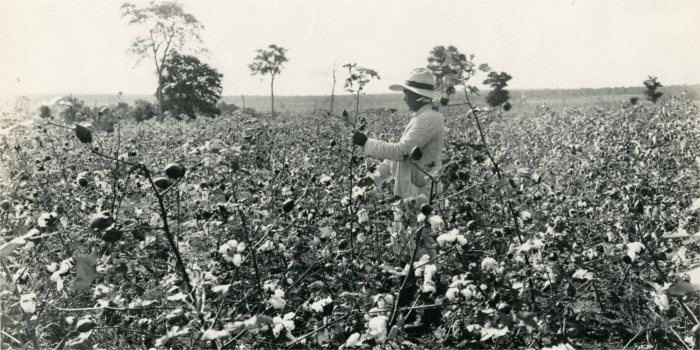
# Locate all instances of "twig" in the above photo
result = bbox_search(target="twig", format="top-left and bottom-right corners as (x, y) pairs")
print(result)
(0, 257), (40, 350)
(389, 224), (425, 325)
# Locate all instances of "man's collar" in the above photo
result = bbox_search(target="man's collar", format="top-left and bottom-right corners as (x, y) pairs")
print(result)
(413, 104), (433, 115)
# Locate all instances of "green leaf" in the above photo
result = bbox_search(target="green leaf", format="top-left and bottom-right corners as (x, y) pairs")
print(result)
(667, 280), (700, 295)
(73, 253), (97, 292)
(478, 63), (491, 72)
(516, 311), (538, 333)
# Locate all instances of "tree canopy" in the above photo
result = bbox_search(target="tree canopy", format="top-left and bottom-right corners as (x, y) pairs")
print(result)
(161, 52), (223, 119)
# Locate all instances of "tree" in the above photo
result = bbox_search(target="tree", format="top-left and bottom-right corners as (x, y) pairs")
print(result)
(217, 101), (239, 115)
(121, 1), (207, 122)
(643, 76), (663, 104)
(249, 45), (289, 118)
(483, 71), (513, 108)
(161, 52), (222, 119)
(426, 45), (469, 97)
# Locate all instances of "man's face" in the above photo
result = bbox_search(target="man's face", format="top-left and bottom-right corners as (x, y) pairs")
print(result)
(403, 89), (426, 112)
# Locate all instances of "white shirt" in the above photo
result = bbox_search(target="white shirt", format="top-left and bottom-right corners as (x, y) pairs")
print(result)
(364, 104), (445, 199)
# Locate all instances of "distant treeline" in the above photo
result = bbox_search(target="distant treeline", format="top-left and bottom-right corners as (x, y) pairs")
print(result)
(9, 84), (699, 115)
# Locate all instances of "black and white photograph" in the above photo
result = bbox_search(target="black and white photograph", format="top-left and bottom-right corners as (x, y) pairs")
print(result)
(0, 1), (699, 349)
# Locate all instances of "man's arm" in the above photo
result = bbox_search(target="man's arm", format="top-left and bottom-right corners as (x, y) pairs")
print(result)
(364, 114), (437, 161)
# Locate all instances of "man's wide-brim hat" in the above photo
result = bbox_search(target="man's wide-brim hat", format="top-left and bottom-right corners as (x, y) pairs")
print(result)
(389, 68), (437, 99)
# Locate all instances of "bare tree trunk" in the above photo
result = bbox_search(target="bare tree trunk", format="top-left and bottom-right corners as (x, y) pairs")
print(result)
(157, 72), (164, 122)
(241, 95), (245, 110)
(330, 63), (337, 115)
(270, 76), (275, 118)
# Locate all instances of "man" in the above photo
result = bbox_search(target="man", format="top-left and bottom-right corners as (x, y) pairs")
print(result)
(352, 67), (445, 234)
(352, 68), (445, 326)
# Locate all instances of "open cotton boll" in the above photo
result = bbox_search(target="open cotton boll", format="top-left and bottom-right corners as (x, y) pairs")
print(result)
(346, 333), (361, 347)
(232, 254), (242, 267)
(456, 235), (467, 245)
(236, 242), (246, 252)
(417, 213), (426, 222)
(269, 288), (287, 309)
(428, 215), (445, 230)
(422, 279), (436, 293)
(481, 257), (498, 273)
(368, 316), (388, 340)
(424, 264), (437, 280)
(446, 287), (459, 301)
(437, 230), (457, 246)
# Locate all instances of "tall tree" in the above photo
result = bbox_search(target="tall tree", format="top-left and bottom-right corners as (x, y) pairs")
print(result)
(643, 76), (663, 104)
(161, 52), (223, 119)
(121, 1), (207, 122)
(483, 71), (513, 108)
(249, 45), (289, 118)
(426, 45), (468, 98)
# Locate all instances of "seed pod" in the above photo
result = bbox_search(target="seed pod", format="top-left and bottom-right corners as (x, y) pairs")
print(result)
(509, 178), (517, 189)
(440, 97), (449, 106)
(76, 319), (95, 332)
(566, 283), (576, 298)
(330, 140), (336, 147)
(420, 204), (433, 216)
(338, 239), (349, 250)
(90, 211), (114, 230)
(75, 124), (92, 143)
(77, 177), (88, 187)
(154, 177), (171, 190)
(0, 200), (10, 211)
(165, 163), (185, 179)
(101, 229), (124, 243)
(283, 199), (295, 213)
(410, 146), (423, 161)
(466, 220), (477, 230)
(634, 200), (644, 214)
(548, 252), (558, 261)
(665, 304), (679, 318)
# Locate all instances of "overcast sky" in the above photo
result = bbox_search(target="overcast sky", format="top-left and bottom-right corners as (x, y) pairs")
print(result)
(1, 0), (698, 98)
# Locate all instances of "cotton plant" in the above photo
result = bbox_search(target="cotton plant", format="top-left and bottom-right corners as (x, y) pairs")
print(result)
(437, 228), (468, 247)
(272, 312), (295, 339)
(305, 296), (333, 313)
(351, 186), (365, 200)
(269, 288), (287, 309)
(218, 239), (246, 266)
(481, 257), (503, 275)
(416, 211), (446, 231)
(357, 208), (369, 223)
(446, 273), (482, 302)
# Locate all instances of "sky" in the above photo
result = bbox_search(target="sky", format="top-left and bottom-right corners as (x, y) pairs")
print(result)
(1, 0), (699, 99)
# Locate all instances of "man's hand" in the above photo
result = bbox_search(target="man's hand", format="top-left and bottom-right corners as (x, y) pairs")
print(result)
(352, 131), (368, 147)
(356, 177), (375, 188)
(405, 193), (430, 214)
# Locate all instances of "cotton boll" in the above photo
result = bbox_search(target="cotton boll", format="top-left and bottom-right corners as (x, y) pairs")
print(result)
(346, 333), (361, 347)
(368, 316), (388, 340)
(233, 254), (242, 267)
(456, 235), (467, 246)
(446, 287), (459, 301)
(481, 257), (498, 272)
(428, 215), (445, 230)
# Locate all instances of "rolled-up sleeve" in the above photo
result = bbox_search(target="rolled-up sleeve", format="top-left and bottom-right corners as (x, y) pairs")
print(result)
(364, 114), (436, 161)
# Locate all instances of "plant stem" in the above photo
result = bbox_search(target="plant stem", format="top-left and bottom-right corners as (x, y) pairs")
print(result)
(0, 257), (40, 350)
